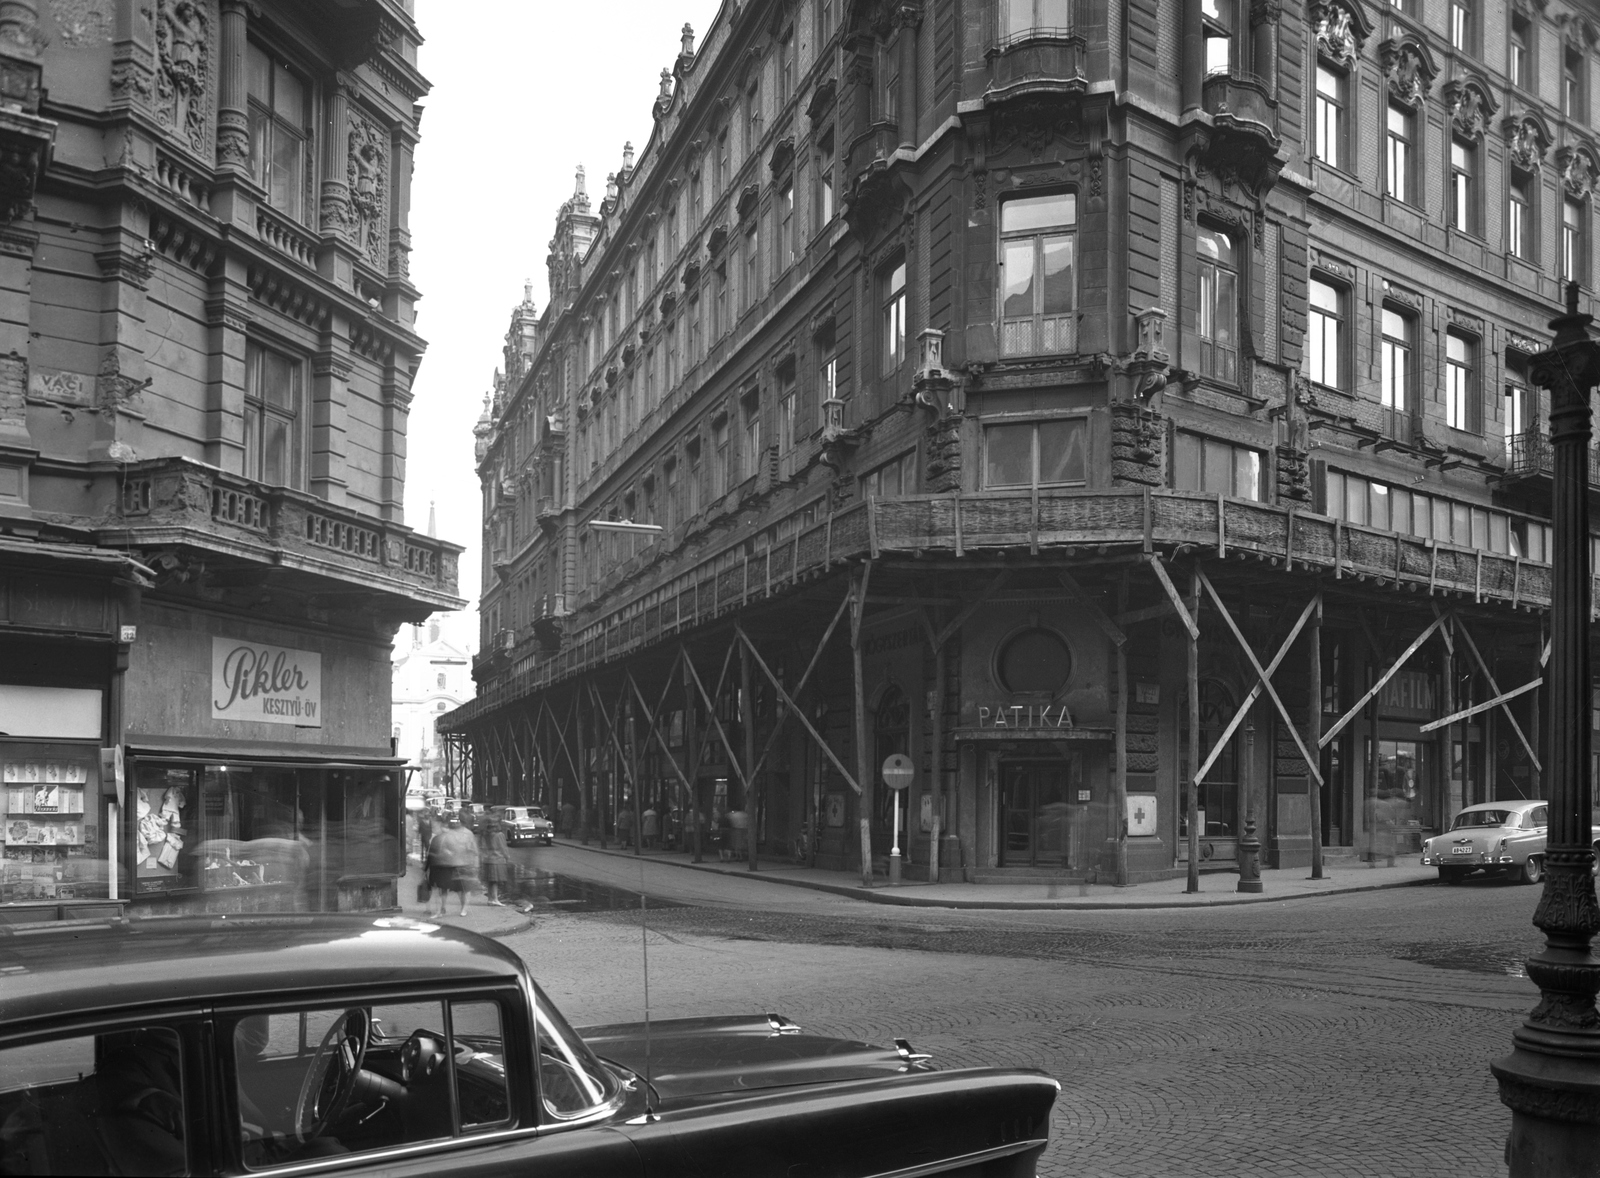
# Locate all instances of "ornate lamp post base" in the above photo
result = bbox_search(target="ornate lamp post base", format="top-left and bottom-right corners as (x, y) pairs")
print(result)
(1495, 284), (1600, 1175)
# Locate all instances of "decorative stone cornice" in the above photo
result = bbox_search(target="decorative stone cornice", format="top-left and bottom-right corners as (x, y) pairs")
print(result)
(807, 77), (837, 122)
(736, 183), (760, 221)
(768, 135), (796, 177)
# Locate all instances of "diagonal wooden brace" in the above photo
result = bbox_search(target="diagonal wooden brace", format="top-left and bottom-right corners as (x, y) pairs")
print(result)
(1059, 571), (1127, 648)
(625, 668), (698, 797)
(734, 620), (861, 794)
(932, 570), (1013, 650)
(1147, 554), (1199, 640)
(680, 643), (747, 785)
(1453, 621), (1542, 773)
(1193, 577), (1322, 787)
(586, 681), (637, 789)
(1319, 614), (1446, 749)
(746, 590), (854, 784)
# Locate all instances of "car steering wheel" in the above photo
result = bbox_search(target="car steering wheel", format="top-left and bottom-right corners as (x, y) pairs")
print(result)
(293, 1009), (370, 1145)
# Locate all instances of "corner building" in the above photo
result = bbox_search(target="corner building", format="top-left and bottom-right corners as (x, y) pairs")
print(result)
(447, 0), (1588, 884)
(0, 0), (461, 917)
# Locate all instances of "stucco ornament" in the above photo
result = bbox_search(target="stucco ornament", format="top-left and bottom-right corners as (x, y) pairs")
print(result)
(346, 112), (388, 267)
(1506, 115), (1548, 172)
(1444, 79), (1495, 140)
(155, 0), (211, 155)
(1559, 145), (1598, 199)
(1315, 4), (1358, 67)
(1380, 39), (1432, 108)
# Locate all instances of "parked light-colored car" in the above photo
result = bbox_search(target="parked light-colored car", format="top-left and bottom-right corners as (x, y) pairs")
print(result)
(492, 804), (554, 845)
(1421, 800), (1548, 884)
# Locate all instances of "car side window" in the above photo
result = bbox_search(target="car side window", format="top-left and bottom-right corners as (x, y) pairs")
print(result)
(0, 1026), (187, 1176)
(230, 996), (514, 1171)
(1530, 806), (1549, 828)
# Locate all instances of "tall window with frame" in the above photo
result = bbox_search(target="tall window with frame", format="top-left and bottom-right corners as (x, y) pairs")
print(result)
(1505, 352), (1534, 461)
(1198, 227), (1240, 383)
(1450, 0), (1471, 53)
(816, 131), (835, 228)
(247, 43), (309, 221)
(1172, 432), (1263, 501)
(818, 351), (839, 426)
(1315, 64), (1347, 170)
(687, 438), (702, 516)
(983, 418), (1088, 489)
(1380, 305), (1414, 437)
(1202, 0), (1232, 74)
(1510, 13), (1532, 89)
(1451, 137), (1478, 233)
(243, 342), (303, 488)
(1305, 276), (1345, 389)
(778, 26), (795, 102)
(712, 418), (730, 498)
(1564, 198), (1586, 284)
(778, 368), (797, 477)
(688, 296), (702, 368)
(999, 191), (1077, 357)
(1566, 46), (1586, 120)
(1445, 330), (1478, 432)
(818, 0), (835, 43)
(744, 84), (761, 156)
(691, 171), (703, 229)
(1509, 172), (1534, 259)
(741, 392), (762, 482)
(1004, 0), (1072, 37)
(880, 35), (900, 123)
(715, 131), (730, 197)
(667, 197), (680, 259)
(1386, 103), (1415, 203)
(744, 222), (759, 311)
(777, 179), (795, 272)
(881, 257), (907, 375)
(664, 459), (678, 530)
(713, 266), (728, 339)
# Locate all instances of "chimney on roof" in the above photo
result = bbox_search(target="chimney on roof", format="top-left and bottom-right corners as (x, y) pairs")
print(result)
(426, 499), (436, 538)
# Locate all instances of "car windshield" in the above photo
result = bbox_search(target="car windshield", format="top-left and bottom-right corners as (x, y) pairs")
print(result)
(1452, 810), (1514, 829)
(532, 982), (622, 1120)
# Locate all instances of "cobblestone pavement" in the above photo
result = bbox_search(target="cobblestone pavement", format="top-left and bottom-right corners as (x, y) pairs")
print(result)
(503, 847), (1542, 1178)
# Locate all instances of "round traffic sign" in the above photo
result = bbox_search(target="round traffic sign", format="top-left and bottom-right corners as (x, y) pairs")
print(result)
(881, 753), (914, 791)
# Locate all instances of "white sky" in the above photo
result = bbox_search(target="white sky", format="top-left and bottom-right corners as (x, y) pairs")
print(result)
(402, 0), (724, 651)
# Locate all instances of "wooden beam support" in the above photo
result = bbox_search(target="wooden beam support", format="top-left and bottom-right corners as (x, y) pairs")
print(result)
(1453, 621), (1542, 773)
(1420, 677), (1543, 734)
(1319, 614), (1447, 749)
(1059, 570), (1127, 648)
(1147, 554), (1199, 639)
(734, 621), (861, 794)
(1196, 569), (1325, 787)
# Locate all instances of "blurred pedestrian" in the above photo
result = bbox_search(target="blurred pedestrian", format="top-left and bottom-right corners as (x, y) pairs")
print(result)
(642, 804), (659, 850)
(561, 799), (577, 838)
(428, 814), (479, 917)
(617, 804), (636, 849)
(479, 816), (512, 907)
(716, 808), (733, 861)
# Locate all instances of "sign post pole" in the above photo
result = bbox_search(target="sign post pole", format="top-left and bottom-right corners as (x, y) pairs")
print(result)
(881, 754), (913, 887)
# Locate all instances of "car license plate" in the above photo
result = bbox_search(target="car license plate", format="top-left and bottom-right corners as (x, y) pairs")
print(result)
(1452, 847), (1475, 855)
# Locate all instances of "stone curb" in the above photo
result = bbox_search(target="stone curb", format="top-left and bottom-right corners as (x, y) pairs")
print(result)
(551, 839), (1437, 910)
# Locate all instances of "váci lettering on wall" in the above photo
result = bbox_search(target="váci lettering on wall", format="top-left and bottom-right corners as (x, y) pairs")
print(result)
(211, 638), (323, 728)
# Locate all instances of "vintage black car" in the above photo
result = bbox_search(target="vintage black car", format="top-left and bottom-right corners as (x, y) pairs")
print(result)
(0, 915), (1058, 1176)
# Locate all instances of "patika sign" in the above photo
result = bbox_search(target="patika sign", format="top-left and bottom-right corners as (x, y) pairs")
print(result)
(974, 703), (1073, 730)
(211, 638), (323, 727)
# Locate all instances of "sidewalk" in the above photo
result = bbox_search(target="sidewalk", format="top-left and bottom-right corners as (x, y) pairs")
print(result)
(395, 859), (534, 937)
(550, 838), (1437, 909)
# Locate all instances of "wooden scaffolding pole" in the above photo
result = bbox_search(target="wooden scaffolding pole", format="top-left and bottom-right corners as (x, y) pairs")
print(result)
(684, 655), (704, 863)
(1187, 570), (1201, 894)
(851, 561), (874, 887)
(741, 637), (758, 872)
(1306, 594), (1324, 880)
(1114, 574), (1129, 887)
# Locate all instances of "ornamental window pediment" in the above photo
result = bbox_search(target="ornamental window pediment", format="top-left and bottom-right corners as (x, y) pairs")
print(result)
(1443, 76), (1496, 140)
(1504, 110), (1554, 172)
(1557, 142), (1599, 199)
(1379, 36), (1436, 108)
(1308, 0), (1372, 70)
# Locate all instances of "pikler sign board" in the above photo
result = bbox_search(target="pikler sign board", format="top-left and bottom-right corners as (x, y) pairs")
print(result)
(211, 638), (323, 727)
(881, 754), (913, 791)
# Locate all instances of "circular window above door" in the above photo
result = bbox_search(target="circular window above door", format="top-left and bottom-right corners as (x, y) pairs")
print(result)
(996, 628), (1072, 694)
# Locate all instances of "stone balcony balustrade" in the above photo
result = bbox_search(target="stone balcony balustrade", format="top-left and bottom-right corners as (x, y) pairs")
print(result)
(94, 456), (460, 610)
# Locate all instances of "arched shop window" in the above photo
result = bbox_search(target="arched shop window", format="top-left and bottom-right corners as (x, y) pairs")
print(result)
(1193, 679), (1239, 839)
(996, 628), (1072, 694)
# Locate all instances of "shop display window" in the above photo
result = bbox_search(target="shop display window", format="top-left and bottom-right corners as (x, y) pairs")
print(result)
(132, 761), (400, 908)
(1, 742), (105, 903)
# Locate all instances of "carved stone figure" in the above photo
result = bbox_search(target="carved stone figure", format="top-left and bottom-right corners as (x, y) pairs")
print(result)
(155, 0), (211, 155)
(346, 113), (388, 267)
(1314, 4), (1359, 68)
(1445, 80), (1494, 139)
(1380, 39), (1431, 108)
(1559, 145), (1597, 199)
(1506, 115), (1547, 172)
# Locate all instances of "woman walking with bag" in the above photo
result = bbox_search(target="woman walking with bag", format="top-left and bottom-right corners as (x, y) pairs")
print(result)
(427, 813), (479, 917)
(479, 815), (513, 907)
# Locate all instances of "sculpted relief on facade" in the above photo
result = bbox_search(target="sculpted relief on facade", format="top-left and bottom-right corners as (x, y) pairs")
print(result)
(347, 109), (389, 268)
(155, 0), (212, 155)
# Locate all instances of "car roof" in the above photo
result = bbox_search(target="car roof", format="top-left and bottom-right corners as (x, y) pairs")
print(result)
(1457, 800), (1544, 813)
(0, 915), (526, 1031)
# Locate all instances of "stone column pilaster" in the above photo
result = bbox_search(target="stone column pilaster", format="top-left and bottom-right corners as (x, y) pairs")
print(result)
(321, 75), (354, 240)
(216, 0), (249, 173)
(310, 321), (352, 505)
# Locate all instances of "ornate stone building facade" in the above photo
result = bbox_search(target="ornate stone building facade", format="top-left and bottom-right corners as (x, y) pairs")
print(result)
(0, 0), (460, 916)
(448, 0), (1587, 885)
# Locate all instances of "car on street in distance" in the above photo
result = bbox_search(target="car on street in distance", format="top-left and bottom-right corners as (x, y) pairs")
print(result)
(492, 804), (554, 845)
(0, 915), (1059, 1177)
(1421, 800), (1549, 884)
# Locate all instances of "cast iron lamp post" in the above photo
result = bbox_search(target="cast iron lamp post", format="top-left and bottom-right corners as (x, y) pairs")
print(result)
(1492, 283), (1600, 1176)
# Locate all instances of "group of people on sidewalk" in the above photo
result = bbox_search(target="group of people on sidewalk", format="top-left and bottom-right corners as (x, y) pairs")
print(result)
(605, 805), (752, 861)
(415, 808), (514, 917)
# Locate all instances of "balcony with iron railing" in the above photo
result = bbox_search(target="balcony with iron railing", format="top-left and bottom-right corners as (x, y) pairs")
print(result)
(445, 487), (1562, 728)
(98, 457), (461, 609)
(1503, 429), (1600, 486)
(983, 21), (1088, 105)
